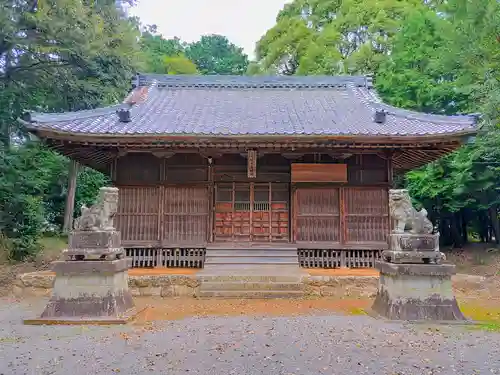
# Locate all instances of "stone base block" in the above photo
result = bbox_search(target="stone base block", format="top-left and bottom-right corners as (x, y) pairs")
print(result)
(382, 250), (445, 265)
(66, 231), (124, 260)
(389, 233), (439, 251)
(25, 259), (135, 325)
(386, 233), (444, 264)
(63, 248), (125, 261)
(371, 261), (466, 321)
(69, 230), (121, 249)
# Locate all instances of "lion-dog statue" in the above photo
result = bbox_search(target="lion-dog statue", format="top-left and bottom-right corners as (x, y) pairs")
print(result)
(73, 187), (118, 232)
(389, 189), (433, 235)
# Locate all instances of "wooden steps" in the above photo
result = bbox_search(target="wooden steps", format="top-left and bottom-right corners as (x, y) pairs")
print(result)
(204, 246), (300, 268)
(199, 245), (305, 298)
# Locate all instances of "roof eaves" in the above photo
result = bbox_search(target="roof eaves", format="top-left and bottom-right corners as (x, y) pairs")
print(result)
(26, 127), (476, 141)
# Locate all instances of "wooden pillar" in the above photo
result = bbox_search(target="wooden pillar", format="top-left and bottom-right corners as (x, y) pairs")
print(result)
(387, 153), (394, 187)
(63, 160), (78, 233)
(208, 157), (214, 243)
(387, 154), (394, 235)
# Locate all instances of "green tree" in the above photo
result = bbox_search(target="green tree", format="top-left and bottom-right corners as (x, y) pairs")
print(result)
(163, 55), (199, 75)
(140, 31), (186, 73)
(0, 0), (141, 258)
(375, 8), (465, 114)
(0, 0), (142, 143)
(254, 0), (423, 75)
(185, 34), (249, 75)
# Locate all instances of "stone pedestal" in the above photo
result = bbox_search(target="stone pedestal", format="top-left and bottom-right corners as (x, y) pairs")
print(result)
(382, 233), (445, 264)
(371, 261), (465, 321)
(25, 258), (136, 325)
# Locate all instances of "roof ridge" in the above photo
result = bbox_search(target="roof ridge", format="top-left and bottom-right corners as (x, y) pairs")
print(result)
(133, 73), (371, 89)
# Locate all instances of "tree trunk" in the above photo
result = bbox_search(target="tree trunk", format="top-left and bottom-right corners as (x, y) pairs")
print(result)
(440, 217), (452, 247)
(478, 211), (488, 242)
(461, 209), (468, 244)
(450, 212), (463, 248)
(489, 204), (500, 244)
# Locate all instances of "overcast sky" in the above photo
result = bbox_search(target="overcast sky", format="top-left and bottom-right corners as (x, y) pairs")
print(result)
(130, 0), (289, 59)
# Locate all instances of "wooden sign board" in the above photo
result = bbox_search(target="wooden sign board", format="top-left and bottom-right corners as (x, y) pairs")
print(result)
(247, 150), (257, 179)
(291, 163), (347, 183)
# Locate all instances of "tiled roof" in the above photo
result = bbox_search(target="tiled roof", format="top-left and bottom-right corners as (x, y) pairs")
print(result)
(24, 74), (478, 137)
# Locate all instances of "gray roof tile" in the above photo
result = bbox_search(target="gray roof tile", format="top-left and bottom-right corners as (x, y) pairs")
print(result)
(25, 74), (478, 137)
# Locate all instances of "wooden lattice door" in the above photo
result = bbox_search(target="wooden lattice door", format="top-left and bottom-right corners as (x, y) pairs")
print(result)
(160, 186), (209, 246)
(115, 186), (161, 246)
(214, 183), (289, 242)
(294, 187), (341, 243)
(344, 187), (389, 244)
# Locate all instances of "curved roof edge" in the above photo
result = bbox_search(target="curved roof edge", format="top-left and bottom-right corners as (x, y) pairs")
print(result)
(352, 86), (480, 125)
(25, 104), (126, 124)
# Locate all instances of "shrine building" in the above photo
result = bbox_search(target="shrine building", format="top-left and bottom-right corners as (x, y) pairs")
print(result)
(22, 73), (478, 270)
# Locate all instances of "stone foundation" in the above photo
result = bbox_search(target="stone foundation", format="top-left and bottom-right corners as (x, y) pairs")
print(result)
(303, 276), (378, 298)
(14, 272), (202, 298)
(13, 269), (486, 300)
(129, 275), (201, 297)
(14, 272), (379, 298)
(371, 261), (466, 321)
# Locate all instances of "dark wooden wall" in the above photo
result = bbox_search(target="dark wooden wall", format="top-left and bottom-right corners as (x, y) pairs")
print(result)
(112, 152), (391, 247)
(113, 152), (389, 185)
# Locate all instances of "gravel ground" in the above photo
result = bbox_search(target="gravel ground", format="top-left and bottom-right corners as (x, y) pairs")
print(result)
(1, 298), (500, 375)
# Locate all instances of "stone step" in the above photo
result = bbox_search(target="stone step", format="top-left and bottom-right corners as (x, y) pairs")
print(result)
(201, 265), (303, 274)
(206, 250), (298, 257)
(197, 290), (305, 299)
(198, 274), (304, 283)
(204, 257), (298, 264)
(206, 246), (297, 251)
(200, 282), (304, 291)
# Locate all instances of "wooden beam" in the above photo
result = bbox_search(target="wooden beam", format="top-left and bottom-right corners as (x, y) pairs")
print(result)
(63, 160), (78, 233)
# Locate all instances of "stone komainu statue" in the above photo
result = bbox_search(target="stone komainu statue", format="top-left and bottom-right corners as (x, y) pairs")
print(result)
(389, 189), (433, 235)
(73, 187), (119, 232)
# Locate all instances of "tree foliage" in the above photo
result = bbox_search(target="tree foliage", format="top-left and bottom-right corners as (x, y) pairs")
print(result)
(140, 32), (249, 75)
(185, 35), (249, 75)
(253, 0), (423, 75)
(0, 0), (142, 143)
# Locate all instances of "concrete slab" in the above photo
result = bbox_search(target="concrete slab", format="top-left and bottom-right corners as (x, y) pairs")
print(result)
(23, 307), (144, 326)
